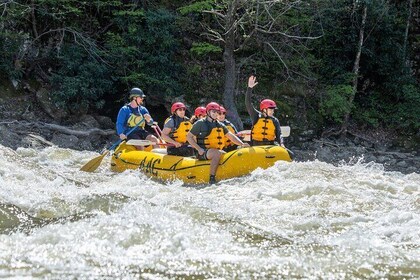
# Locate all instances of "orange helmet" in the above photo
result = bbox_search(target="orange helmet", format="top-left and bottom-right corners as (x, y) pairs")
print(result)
(194, 106), (206, 117)
(260, 99), (277, 111)
(206, 102), (220, 113)
(171, 102), (186, 114)
(219, 106), (227, 114)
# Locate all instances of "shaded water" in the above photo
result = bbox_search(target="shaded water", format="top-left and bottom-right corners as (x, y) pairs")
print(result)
(0, 145), (419, 279)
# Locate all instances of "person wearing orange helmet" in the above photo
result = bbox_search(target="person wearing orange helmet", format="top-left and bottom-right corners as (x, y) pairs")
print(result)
(190, 106), (206, 124)
(116, 87), (159, 149)
(217, 106), (239, 152)
(187, 102), (249, 184)
(245, 76), (285, 147)
(161, 102), (194, 156)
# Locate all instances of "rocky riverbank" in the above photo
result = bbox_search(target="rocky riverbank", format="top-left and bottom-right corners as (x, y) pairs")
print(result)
(1, 95), (419, 174)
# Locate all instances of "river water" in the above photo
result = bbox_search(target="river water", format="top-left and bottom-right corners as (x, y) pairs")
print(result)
(0, 145), (419, 279)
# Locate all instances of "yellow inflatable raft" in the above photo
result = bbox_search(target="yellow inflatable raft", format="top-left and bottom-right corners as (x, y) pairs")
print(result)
(111, 142), (292, 184)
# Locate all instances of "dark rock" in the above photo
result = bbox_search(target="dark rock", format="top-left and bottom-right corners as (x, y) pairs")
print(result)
(396, 161), (408, 168)
(76, 115), (100, 129)
(51, 133), (79, 149)
(377, 156), (391, 163)
(36, 88), (68, 120)
(0, 125), (21, 149)
(94, 115), (115, 129)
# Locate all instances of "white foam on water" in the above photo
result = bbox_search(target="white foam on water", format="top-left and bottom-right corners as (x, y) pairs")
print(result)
(0, 145), (419, 278)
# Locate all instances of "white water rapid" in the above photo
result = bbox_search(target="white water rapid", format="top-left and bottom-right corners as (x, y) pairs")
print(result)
(0, 145), (419, 279)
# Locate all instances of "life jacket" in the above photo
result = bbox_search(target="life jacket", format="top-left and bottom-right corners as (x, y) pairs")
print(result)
(126, 106), (146, 129)
(222, 120), (236, 147)
(251, 116), (276, 142)
(197, 121), (225, 149)
(164, 115), (192, 144)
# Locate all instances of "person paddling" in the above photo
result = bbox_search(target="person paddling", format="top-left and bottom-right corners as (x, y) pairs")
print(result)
(160, 102), (195, 156)
(187, 102), (249, 184)
(217, 106), (239, 152)
(116, 88), (159, 149)
(190, 106), (206, 124)
(245, 76), (285, 148)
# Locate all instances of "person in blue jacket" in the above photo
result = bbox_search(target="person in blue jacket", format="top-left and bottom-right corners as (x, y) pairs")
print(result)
(116, 88), (159, 148)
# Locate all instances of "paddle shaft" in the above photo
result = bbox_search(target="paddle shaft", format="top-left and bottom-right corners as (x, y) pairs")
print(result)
(80, 118), (145, 172)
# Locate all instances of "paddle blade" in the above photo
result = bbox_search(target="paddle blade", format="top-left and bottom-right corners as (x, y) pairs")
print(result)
(80, 150), (109, 172)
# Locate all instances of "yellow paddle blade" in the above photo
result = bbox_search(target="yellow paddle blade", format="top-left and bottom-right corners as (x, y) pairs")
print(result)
(80, 150), (110, 172)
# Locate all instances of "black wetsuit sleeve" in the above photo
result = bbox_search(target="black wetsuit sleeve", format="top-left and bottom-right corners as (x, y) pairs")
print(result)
(273, 117), (284, 145)
(245, 87), (259, 124)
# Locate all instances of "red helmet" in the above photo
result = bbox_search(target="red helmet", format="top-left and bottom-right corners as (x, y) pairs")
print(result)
(194, 106), (206, 117)
(206, 102), (220, 113)
(260, 99), (277, 111)
(171, 102), (186, 114)
(219, 106), (227, 114)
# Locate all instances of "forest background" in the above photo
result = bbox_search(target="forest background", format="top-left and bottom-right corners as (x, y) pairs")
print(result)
(1, 0), (419, 144)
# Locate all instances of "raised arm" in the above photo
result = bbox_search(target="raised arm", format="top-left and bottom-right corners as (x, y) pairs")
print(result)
(245, 76), (260, 122)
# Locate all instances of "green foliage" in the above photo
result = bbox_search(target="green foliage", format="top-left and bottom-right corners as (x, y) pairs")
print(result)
(0, 0), (418, 136)
(320, 84), (353, 124)
(190, 42), (222, 56)
(0, 31), (26, 79)
(105, 8), (181, 100)
(50, 45), (113, 111)
(394, 84), (420, 130)
(178, 1), (215, 15)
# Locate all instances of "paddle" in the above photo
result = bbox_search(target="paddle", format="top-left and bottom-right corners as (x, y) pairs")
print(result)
(237, 126), (291, 138)
(151, 124), (167, 144)
(126, 139), (174, 147)
(80, 119), (145, 172)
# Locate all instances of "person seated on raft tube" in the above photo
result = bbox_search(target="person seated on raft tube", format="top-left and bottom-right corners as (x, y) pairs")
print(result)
(189, 106), (206, 124)
(160, 102), (195, 157)
(187, 102), (249, 184)
(217, 106), (240, 153)
(245, 75), (285, 148)
(116, 87), (159, 149)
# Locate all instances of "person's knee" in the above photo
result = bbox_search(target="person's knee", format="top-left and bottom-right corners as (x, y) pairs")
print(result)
(207, 149), (221, 160)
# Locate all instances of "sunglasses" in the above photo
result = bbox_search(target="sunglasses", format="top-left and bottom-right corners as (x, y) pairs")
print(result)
(177, 108), (186, 111)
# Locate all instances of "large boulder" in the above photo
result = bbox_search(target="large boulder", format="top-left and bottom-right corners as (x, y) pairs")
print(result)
(51, 133), (79, 149)
(94, 115), (115, 129)
(0, 125), (21, 149)
(36, 88), (68, 120)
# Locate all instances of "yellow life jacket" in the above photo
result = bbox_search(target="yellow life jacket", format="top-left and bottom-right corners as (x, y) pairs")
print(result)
(127, 113), (146, 129)
(223, 123), (236, 147)
(165, 116), (192, 144)
(197, 122), (225, 149)
(251, 117), (276, 142)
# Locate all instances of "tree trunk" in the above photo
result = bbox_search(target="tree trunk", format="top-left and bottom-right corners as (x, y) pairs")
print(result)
(341, 4), (367, 136)
(403, 0), (413, 67)
(222, 1), (243, 131)
(223, 46), (243, 131)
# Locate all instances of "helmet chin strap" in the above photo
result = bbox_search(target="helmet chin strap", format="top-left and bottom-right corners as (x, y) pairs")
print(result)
(135, 98), (140, 107)
(207, 112), (217, 122)
(262, 109), (268, 117)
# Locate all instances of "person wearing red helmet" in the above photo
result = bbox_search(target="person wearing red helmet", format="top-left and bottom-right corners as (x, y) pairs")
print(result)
(245, 76), (285, 147)
(187, 102), (249, 184)
(190, 106), (207, 124)
(217, 106), (239, 152)
(116, 87), (159, 149)
(161, 102), (194, 156)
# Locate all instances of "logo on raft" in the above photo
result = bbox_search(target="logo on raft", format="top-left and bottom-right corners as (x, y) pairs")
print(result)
(138, 157), (161, 176)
